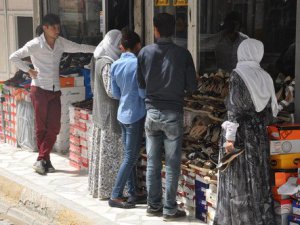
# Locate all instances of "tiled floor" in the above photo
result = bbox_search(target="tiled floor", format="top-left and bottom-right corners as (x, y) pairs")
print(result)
(0, 143), (205, 225)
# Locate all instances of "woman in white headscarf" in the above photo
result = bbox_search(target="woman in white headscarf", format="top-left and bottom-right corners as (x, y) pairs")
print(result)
(214, 39), (278, 225)
(88, 30), (123, 199)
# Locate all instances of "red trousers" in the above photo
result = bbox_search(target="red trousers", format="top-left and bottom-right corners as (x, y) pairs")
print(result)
(30, 86), (61, 161)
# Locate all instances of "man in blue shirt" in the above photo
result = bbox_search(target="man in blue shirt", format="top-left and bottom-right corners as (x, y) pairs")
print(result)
(109, 29), (146, 208)
(137, 13), (197, 220)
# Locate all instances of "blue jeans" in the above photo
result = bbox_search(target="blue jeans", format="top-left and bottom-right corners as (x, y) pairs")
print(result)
(111, 118), (144, 199)
(145, 109), (183, 215)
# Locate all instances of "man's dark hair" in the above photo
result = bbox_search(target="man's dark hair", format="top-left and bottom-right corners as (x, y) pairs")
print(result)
(35, 25), (43, 36)
(121, 27), (141, 50)
(42, 13), (60, 26)
(222, 11), (242, 32)
(153, 13), (175, 37)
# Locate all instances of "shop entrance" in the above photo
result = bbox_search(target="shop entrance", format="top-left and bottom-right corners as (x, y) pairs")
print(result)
(154, 0), (188, 48)
(105, 0), (134, 31)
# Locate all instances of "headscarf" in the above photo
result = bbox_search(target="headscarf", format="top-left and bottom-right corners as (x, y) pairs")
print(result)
(234, 38), (278, 117)
(93, 29), (122, 61)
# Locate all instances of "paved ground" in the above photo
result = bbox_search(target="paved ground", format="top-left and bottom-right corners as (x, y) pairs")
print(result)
(0, 213), (23, 225)
(0, 143), (205, 225)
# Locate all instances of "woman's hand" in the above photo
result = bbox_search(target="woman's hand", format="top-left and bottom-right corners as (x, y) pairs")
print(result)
(225, 140), (235, 153)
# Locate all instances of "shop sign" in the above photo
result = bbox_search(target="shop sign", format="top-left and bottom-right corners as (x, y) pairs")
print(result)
(173, 0), (188, 6)
(155, 0), (170, 6)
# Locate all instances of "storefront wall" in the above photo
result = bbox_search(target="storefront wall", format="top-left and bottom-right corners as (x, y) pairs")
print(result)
(143, 0), (300, 122)
(0, 0), (37, 81)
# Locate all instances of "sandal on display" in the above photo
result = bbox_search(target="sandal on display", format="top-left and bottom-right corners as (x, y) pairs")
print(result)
(216, 148), (244, 172)
(203, 160), (216, 170)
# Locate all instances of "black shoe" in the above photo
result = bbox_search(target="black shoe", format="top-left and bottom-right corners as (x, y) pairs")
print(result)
(33, 160), (46, 175)
(146, 206), (163, 216)
(45, 160), (56, 173)
(127, 195), (147, 204)
(108, 199), (135, 209)
(163, 210), (186, 221)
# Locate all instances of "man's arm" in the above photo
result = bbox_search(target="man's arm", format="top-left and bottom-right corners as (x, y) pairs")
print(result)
(9, 44), (32, 73)
(61, 37), (96, 53)
(9, 41), (38, 78)
(185, 51), (197, 94)
(137, 54), (146, 99)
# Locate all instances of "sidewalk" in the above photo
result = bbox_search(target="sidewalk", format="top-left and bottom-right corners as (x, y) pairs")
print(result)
(0, 143), (204, 225)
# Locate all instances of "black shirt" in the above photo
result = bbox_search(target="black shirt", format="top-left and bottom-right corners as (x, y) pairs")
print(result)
(137, 38), (197, 112)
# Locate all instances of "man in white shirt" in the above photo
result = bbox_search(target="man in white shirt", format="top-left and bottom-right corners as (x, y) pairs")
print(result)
(9, 14), (95, 175)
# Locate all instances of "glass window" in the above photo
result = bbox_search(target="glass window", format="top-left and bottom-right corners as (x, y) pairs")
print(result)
(106, 0), (133, 31)
(154, 0), (188, 48)
(198, 0), (297, 78)
(48, 0), (103, 46)
(17, 17), (33, 48)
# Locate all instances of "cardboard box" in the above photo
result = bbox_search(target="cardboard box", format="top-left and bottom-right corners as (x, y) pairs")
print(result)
(293, 201), (300, 216)
(60, 76), (74, 87)
(70, 143), (81, 155)
(288, 214), (300, 224)
(274, 199), (292, 215)
(270, 140), (300, 155)
(70, 135), (80, 146)
(268, 124), (300, 140)
(69, 151), (81, 164)
(61, 86), (85, 98)
(275, 172), (298, 187)
(271, 153), (300, 170)
(74, 76), (84, 87)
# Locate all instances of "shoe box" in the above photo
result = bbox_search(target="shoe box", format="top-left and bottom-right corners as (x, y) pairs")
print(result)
(268, 124), (300, 140)
(275, 172), (298, 187)
(270, 140), (300, 155)
(270, 153), (300, 170)
(274, 199), (292, 217)
(268, 124), (300, 155)
(195, 178), (209, 222)
(206, 205), (216, 225)
(288, 214), (300, 224)
(293, 201), (300, 216)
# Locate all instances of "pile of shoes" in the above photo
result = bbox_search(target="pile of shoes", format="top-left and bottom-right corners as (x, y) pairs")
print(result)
(196, 71), (230, 98)
(59, 53), (93, 71)
(72, 99), (93, 111)
(274, 73), (295, 123)
(181, 70), (231, 181)
(4, 70), (31, 89)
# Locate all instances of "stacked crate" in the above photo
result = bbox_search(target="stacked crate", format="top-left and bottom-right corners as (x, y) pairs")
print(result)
(69, 105), (92, 171)
(2, 86), (17, 147)
(53, 86), (85, 154)
(268, 124), (300, 225)
(175, 166), (196, 217)
(0, 96), (4, 142)
(195, 176), (209, 222)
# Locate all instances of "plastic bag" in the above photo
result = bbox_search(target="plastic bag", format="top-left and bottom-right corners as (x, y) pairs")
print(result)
(17, 101), (38, 151)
